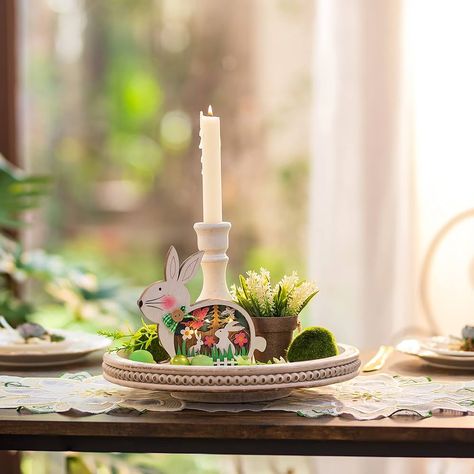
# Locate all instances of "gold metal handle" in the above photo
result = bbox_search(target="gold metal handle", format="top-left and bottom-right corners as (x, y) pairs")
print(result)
(362, 345), (394, 372)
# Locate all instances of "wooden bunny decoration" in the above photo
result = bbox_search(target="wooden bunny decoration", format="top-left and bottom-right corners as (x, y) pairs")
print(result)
(138, 246), (266, 362)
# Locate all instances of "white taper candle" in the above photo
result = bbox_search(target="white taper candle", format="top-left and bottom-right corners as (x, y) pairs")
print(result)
(199, 105), (223, 224)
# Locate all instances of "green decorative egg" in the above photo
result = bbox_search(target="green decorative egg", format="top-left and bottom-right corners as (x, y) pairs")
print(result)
(129, 350), (155, 364)
(190, 355), (214, 366)
(170, 354), (190, 365)
(287, 326), (338, 362)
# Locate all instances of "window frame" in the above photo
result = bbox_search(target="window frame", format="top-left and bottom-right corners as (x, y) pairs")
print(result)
(0, 0), (18, 166)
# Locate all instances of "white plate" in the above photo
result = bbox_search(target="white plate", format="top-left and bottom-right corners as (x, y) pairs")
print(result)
(420, 335), (474, 358)
(0, 330), (111, 367)
(397, 339), (474, 371)
(0, 329), (81, 354)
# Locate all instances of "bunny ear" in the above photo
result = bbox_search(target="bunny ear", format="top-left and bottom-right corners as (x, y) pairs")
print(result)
(165, 246), (180, 281)
(178, 251), (204, 284)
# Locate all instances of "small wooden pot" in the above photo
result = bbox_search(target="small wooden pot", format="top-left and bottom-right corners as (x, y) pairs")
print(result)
(251, 315), (298, 362)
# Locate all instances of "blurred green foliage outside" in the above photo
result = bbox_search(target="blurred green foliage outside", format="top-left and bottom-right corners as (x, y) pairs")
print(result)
(20, 0), (312, 331)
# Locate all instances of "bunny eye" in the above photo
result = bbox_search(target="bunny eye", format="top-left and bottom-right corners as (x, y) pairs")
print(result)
(158, 287), (162, 291)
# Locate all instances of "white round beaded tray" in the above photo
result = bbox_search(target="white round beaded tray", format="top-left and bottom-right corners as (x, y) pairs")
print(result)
(102, 343), (360, 403)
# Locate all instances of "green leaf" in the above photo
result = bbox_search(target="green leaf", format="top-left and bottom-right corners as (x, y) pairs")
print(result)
(0, 155), (49, 229)
(235, 275), (261, 316)
(297, 289), (320, 313)
(97, 329), (128, 340)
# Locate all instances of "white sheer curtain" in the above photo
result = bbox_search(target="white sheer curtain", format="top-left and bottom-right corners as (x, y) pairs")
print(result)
(408, 1), (474, 336)
(309, 0), (474, 349)
(309, 0), (415, 349)
(309, 4), (474, 473)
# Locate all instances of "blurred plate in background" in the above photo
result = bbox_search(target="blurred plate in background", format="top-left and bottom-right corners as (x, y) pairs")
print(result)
(0, 331), (110, 367)
(397, 338), (474, 371)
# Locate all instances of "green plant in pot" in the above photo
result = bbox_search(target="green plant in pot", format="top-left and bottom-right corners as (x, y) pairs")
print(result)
(231, 269), (318, 362)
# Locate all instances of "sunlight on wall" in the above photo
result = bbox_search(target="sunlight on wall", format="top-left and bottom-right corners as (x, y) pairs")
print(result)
(406, 0), (474, 333)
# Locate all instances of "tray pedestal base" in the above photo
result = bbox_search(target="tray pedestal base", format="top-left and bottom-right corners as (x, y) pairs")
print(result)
(171, 388), (292, 403)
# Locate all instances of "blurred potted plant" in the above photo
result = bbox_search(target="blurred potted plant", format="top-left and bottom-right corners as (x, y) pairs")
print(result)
(0, 155), (134, 330)
(0, 154), (48, 325)
(231, 269), (318, 362)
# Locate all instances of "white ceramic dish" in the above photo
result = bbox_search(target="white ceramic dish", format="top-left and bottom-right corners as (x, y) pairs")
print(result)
(397, 339), (474, 371)
(0, 330), (111, 367)
(0, 329), (77, 354)
(419, 335), (474, 358)
(103, 343), (361, 403)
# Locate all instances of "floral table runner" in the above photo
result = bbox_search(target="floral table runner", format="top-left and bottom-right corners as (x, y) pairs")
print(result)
(0, 372), (473, 420)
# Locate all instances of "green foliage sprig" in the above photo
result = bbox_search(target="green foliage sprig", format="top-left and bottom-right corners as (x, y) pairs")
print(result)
(98, 322), (169, 362)
(231, 269), (319, 318)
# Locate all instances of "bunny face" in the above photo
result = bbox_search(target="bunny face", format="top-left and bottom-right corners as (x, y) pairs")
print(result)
(138, 246), (204, 324)
(139, 279), (189, 323)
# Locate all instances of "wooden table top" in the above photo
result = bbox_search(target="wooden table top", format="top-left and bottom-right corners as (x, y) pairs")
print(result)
(0, 350), (473, 457)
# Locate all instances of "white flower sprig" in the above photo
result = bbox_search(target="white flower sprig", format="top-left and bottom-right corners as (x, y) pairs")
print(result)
(231, 269), (319, 318)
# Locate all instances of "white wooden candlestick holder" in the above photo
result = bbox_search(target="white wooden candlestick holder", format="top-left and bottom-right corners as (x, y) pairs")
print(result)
(193, 221), (232, 301)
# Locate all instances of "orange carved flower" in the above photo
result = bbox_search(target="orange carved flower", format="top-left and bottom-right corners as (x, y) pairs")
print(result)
(234, 331), (248, 347)
(204, 335), (217, 347)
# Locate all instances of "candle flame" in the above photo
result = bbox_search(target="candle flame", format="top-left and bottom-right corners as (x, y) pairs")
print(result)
(208, 105), (213, 116)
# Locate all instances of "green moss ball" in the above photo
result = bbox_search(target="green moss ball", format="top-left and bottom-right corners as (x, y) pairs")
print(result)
(146, 338), (170, 362)
(287, 327), (338, 362)
(135, 328), (169, 362)
(129, 350), (155, 364)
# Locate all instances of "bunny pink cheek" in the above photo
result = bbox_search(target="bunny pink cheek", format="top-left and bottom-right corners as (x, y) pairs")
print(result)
(162, 296), (176, 310)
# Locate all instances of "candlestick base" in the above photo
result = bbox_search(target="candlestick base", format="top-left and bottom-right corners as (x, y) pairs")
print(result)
(194, 222), (232, 301)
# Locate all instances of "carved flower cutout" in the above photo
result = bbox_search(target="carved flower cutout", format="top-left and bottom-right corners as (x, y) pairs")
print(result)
(204, 335), (217, 347)
(234, 332), (248, 347)
(180, 327), (194, 340)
